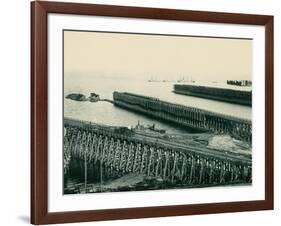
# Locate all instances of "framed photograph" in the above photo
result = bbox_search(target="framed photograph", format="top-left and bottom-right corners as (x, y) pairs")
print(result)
(31, 1), (274, 225)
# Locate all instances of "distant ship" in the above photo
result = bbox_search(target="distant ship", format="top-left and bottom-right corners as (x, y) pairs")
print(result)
(148, 76), (159, 82)
(148, 76), (195, 83)
(177, 76), (195, 83)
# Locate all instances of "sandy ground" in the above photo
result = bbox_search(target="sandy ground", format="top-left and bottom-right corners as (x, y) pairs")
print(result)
(163, 132), (251, 156)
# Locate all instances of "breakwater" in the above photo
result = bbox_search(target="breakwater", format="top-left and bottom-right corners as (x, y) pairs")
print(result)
(113, 92), (252, 142)
(174, 84), (252, 106)
(64, 118), (252, 190)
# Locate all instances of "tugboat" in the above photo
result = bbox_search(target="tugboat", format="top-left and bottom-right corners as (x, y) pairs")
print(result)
(134, 121), (166, 134)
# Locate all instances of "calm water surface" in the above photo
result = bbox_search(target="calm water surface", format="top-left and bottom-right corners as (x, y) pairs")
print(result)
(64, 74), (251, 134)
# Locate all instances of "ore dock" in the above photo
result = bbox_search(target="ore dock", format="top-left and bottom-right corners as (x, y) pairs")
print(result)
(64, 118), (251, 193)
(173, 84), (252, 106)
(113, 92), (252, 142)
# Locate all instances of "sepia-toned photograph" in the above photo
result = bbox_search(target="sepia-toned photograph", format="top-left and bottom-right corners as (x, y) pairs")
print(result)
(63, 30), (252, 194)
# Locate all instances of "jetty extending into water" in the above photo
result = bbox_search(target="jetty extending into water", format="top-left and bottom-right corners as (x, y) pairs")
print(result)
(64, 118), (251, 192)
(174, 84), (252, 106)
(113, 92), (252, 142)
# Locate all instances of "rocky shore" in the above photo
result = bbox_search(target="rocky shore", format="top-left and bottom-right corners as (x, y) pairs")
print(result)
(66, 92), (100, 102)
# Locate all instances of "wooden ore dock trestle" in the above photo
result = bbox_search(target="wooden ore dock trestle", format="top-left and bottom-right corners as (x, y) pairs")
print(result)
(174, 84), (252, 106)
(64, 118), (252, 187)
(113, 92), (252, 142)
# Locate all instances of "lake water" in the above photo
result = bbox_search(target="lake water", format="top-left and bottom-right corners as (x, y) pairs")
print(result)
(64, 74), (251, 134)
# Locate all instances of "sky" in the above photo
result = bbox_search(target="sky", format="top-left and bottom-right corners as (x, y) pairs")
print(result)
(64, 30), (252, 82)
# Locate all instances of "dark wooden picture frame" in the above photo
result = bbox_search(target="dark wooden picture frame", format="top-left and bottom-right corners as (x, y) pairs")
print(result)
(31, 1), (274, 225)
